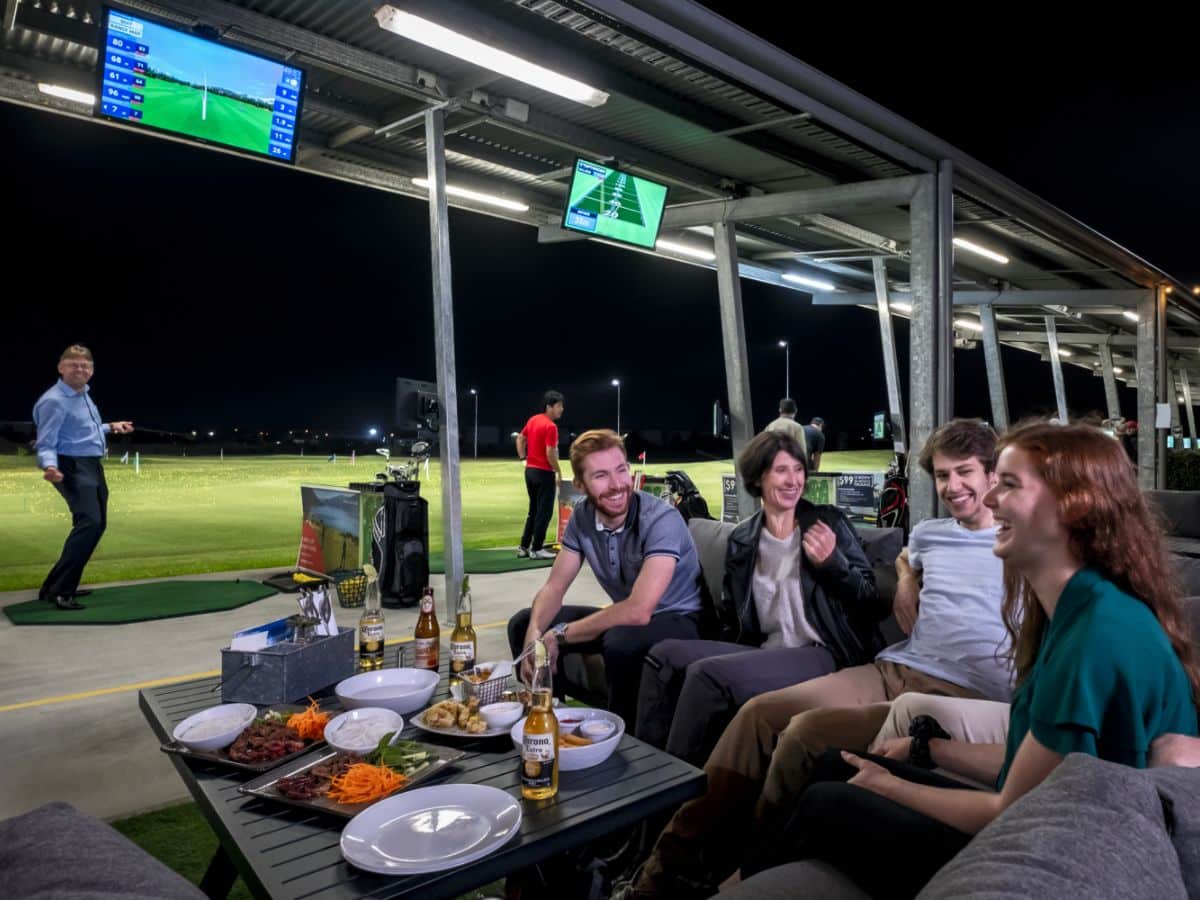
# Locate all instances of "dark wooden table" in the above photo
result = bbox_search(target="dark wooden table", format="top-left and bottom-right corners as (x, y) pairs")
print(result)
(139, 649), (705, 899)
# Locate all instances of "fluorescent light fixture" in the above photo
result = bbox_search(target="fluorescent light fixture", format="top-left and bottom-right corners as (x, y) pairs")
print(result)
(375, 6), (608, 107)
(656, 239), (716, 262)
(890, 301), (913, 314)
(953, 318), (984, 333)
(38, 83), (94, 105)
(1122, 311), (1140, 322)
(953, 237), (1009, 264)
(1113, 366), (1124, 374)
(1179, 396), (1186, 403)
(782, 273), (836, 291)
(411, 177), (528, 212)
(1057, 348), (1073, 357)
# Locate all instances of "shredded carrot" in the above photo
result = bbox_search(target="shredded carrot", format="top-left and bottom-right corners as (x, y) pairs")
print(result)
(327, 763), (407, 804)
(286, 697), (331, 741)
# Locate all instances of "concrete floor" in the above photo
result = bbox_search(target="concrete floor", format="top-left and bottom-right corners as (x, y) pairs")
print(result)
(0, 562), (609, 822)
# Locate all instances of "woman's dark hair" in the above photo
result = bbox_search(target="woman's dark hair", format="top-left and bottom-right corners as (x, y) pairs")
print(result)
(918, 418), (998, 474)
(998, 420), (1200, 703)
(737, 430), (807, 498)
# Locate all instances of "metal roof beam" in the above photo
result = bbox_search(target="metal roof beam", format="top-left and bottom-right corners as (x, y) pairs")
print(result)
(660, 176), (921, 229)
(811, 289), (1149, 307)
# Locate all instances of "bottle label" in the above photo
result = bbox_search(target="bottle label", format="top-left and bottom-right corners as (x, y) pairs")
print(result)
(414, 637), (438, 669)
(360, 624), (384, 652)
(420, 593), (434, 614)
(450, 641), (475, 673)
(522, 732), (556, 788)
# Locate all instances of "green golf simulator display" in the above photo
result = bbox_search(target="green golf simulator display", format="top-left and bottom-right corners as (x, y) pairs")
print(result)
(562, 159), (669, 249)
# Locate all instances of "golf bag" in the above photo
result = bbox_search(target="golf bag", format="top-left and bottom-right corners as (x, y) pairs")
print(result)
(665, 470), (714, 523)
(372, 481), (429, 609)
(878, 453), (909, 534)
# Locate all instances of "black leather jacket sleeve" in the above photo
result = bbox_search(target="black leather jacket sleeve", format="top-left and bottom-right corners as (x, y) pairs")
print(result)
(806, 508), (888, 623)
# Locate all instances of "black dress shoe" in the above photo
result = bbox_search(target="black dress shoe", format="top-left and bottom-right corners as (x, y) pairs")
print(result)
(53, 595), (85, 610)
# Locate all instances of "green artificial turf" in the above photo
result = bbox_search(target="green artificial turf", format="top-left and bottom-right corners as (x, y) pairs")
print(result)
(3, 579), (274, 626)
(109, 801), (504, 899)
(0, 451), (893, 591)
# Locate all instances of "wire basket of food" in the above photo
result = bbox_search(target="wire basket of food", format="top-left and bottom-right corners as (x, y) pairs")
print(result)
(458, 661), (513, 707)
(329, 569), (367, 608)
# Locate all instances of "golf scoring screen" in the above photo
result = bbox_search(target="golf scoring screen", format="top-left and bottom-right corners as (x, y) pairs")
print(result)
(561, 159), (669, 249)
(97, 8), (305, 163)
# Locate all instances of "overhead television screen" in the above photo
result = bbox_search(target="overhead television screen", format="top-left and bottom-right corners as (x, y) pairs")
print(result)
(561, 159), (668, 249)
(96, 7), (305, 162)
(873, 412), (887, 440)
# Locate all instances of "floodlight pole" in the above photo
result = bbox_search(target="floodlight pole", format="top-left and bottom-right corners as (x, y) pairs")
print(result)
(612, 379), (621, 435)
(779, 340), (790, 399)
(470, 389), (478, 458)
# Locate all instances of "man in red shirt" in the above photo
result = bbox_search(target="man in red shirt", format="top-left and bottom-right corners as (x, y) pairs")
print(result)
(517, 390), (565, 559)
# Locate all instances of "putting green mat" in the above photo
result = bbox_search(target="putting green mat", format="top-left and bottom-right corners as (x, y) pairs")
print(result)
(429, 548), (556, 575)
(4, 580), (276, 626)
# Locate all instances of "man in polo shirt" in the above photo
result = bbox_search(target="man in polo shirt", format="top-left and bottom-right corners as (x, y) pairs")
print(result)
(516, 389), (566, 560)
(507, 429), (704, 726)
(764, 398), (809, 465)
(34, 345), (134, 610)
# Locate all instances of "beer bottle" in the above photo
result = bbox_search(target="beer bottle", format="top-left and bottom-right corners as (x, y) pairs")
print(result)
(357, 564), (385, 671)
(521, 639), (559, 800)
(448, 575), (477, 688)
(413, 586), (439, 672)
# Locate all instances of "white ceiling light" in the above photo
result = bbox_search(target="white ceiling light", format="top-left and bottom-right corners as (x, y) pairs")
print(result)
(953, 318), (984, 333)
(890, 301), (913, 314)
(953, 237), (1009, 265)
(1122, 311), (1140, 322)
(38, 83), (94, 105)
(655, 239), (716, 262)
(782, 273), (836, 291)
(1057, 348), (1073, 357)
(1113, 366), (1124, 374)
(375, 6), (608, 107)
(411, 177), (529, 212)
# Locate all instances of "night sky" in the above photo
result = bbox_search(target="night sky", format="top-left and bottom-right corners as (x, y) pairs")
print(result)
(3, 12), (1196, 449)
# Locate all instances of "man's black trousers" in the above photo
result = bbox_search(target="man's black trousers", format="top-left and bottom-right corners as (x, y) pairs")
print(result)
(41, 455), (108, 598)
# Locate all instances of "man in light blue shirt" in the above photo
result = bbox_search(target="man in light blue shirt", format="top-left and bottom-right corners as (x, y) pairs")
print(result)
(33, 345), (133, 610)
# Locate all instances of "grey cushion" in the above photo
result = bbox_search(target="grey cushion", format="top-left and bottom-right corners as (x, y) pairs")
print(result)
(1150, 765), (1200, 897)
(719, 860), (871, 900)
(919, 754), (1186, 900)
(687, 518), (734, 608)
(0, 802), (205, 899)
(1173, 554), (1200, 597)
(1148, 490), (1200, 540)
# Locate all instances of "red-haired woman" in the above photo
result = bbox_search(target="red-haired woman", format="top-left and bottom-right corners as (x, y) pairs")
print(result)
(743, 421), (1200, 899)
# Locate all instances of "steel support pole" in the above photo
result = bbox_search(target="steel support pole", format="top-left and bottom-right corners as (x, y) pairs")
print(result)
(872, 258), (907, 452)
(978, 304), (1009, 430)
(424, 108), (464, 623)
(936, 160), (955, 425)
(1136, 289), (1158, 490)
(1182, 373), (1197, 440)
(1098, 341), (1121, 421)
(713, 221), (757, 519)
(1043, 315), (1069, 422)
(907, 175), (939, 524)
(1170, 370), (1183, 439)
(1156, 287), (1169, 489)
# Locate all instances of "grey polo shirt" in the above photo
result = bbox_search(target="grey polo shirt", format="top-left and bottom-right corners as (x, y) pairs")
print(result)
(561, 491), (702, 617)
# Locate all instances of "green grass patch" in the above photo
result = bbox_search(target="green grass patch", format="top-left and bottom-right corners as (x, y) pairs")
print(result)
(111, 802), (503, 899)
(0, 451), (892, 591)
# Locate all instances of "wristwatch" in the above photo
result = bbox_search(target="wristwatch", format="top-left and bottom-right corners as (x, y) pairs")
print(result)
(550, 622), (570, 644)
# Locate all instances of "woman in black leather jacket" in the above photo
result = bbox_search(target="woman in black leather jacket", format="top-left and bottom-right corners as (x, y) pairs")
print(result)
(637, 429), (884, 765)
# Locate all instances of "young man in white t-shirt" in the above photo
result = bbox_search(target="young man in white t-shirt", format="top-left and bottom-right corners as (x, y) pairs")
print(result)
(620, 419), (1011, 900)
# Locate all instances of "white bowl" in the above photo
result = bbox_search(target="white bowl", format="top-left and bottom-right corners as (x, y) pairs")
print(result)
(480, 701), (524, 730)
(510, 707), (624, 771)
(325, 707), (405, 755)
(173, 703), (257, 752)
(336, 669), (439, 716)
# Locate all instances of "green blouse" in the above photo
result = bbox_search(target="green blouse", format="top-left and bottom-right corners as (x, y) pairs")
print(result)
(998, 567), (1197, 788)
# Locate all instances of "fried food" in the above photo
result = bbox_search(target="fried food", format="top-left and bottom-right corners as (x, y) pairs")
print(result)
(423, 698), (487, 732)
(561, 732), (593, 747)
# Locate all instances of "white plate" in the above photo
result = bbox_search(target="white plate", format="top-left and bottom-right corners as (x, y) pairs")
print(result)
(410, 707), (512, 740)
(510, 707), (624, 770)
(340, 784), (521, 875)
